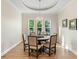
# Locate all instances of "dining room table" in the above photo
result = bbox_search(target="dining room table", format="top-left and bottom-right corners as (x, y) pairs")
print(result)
(37, 34), (57, 53)
(37, 35), (50, 44)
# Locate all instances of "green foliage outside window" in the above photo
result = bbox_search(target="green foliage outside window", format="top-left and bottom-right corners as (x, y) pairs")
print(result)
(29, 20), (34, 28)
(37, 20), (42, 27)
(45, 20), (50, 27)
(45, 28), (50, 35)
(45, 20), (50, 35)
(29, 19), (34, 32)
(37, 20), (42, 35)
(37, 28), (42, 35)
(28, 19), (51, 35)
(29, 28), (34, 32)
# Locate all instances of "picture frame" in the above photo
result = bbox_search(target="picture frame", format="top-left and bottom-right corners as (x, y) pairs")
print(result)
(62, 19), (67, 27)
(69, 18), (77, 30)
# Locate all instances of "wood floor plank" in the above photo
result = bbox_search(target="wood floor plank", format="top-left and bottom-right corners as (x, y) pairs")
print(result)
(1, 43), (77, 59)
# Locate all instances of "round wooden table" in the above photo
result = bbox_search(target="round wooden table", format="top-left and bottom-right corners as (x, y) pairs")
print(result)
(38, 36), (50, 44)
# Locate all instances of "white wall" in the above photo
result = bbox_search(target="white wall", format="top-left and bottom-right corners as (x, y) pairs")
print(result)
(58, 0), (77, 55)
(1, 0), (22, 55)
(22, 14), (58, 35)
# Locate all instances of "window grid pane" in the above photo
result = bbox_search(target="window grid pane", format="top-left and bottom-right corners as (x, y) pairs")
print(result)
(29, 19), (34, 32)
(45, 20), (51, 35)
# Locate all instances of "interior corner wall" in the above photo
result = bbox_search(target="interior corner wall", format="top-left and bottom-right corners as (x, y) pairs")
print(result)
(58, 0), (77, 55)
(1, 0), (22, 55)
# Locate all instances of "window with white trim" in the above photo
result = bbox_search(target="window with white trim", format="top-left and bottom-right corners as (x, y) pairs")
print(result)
(37, 19), (42, 35)
(45, 20), (51, 35)
(28, 19), (34, 32)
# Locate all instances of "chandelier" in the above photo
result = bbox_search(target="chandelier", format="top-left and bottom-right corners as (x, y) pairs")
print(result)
(23, 0), (58, 10)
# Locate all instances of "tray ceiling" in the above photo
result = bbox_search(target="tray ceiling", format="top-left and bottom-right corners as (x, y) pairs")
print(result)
(10, 0), (71, 14)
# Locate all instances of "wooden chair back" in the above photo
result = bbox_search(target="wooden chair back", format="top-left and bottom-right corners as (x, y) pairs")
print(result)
(28, 36), (37, 46)
(50, 34), (57, 47)
(30, 32), (36, 36)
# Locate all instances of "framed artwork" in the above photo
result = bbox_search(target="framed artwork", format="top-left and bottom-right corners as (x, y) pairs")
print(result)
(69, 18), (77, 30)
(62, 19), (67, 27)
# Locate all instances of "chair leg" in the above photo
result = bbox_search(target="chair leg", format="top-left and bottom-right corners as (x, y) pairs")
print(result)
(49, 53), (50, 56)
(28, 47), (30, 56)
(54, 47), (56, 54)
(49, 48), (51, 56)
(36, 50), (38, 57)
(24, 47), (25, 51)
(23, 44), (25, 51)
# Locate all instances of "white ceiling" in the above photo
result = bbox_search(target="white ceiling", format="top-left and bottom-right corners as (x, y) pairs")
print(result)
(10, 0), (71, 14)
(23, 0), (58, 10)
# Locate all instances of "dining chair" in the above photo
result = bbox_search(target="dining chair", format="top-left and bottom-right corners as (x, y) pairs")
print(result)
(28, 36), (42, 57)
(30, 32), (36, 36)
(43, 34), (57, 56)
(22, 33), (28, 51)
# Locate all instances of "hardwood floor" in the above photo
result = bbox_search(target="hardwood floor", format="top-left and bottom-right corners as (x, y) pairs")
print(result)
(2, 42), (77, 59)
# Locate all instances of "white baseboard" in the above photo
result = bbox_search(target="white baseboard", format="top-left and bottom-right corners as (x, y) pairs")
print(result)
(1, 40), (22, 56)
(65, 47), (77, 55)
(69, 49), (77, 55)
